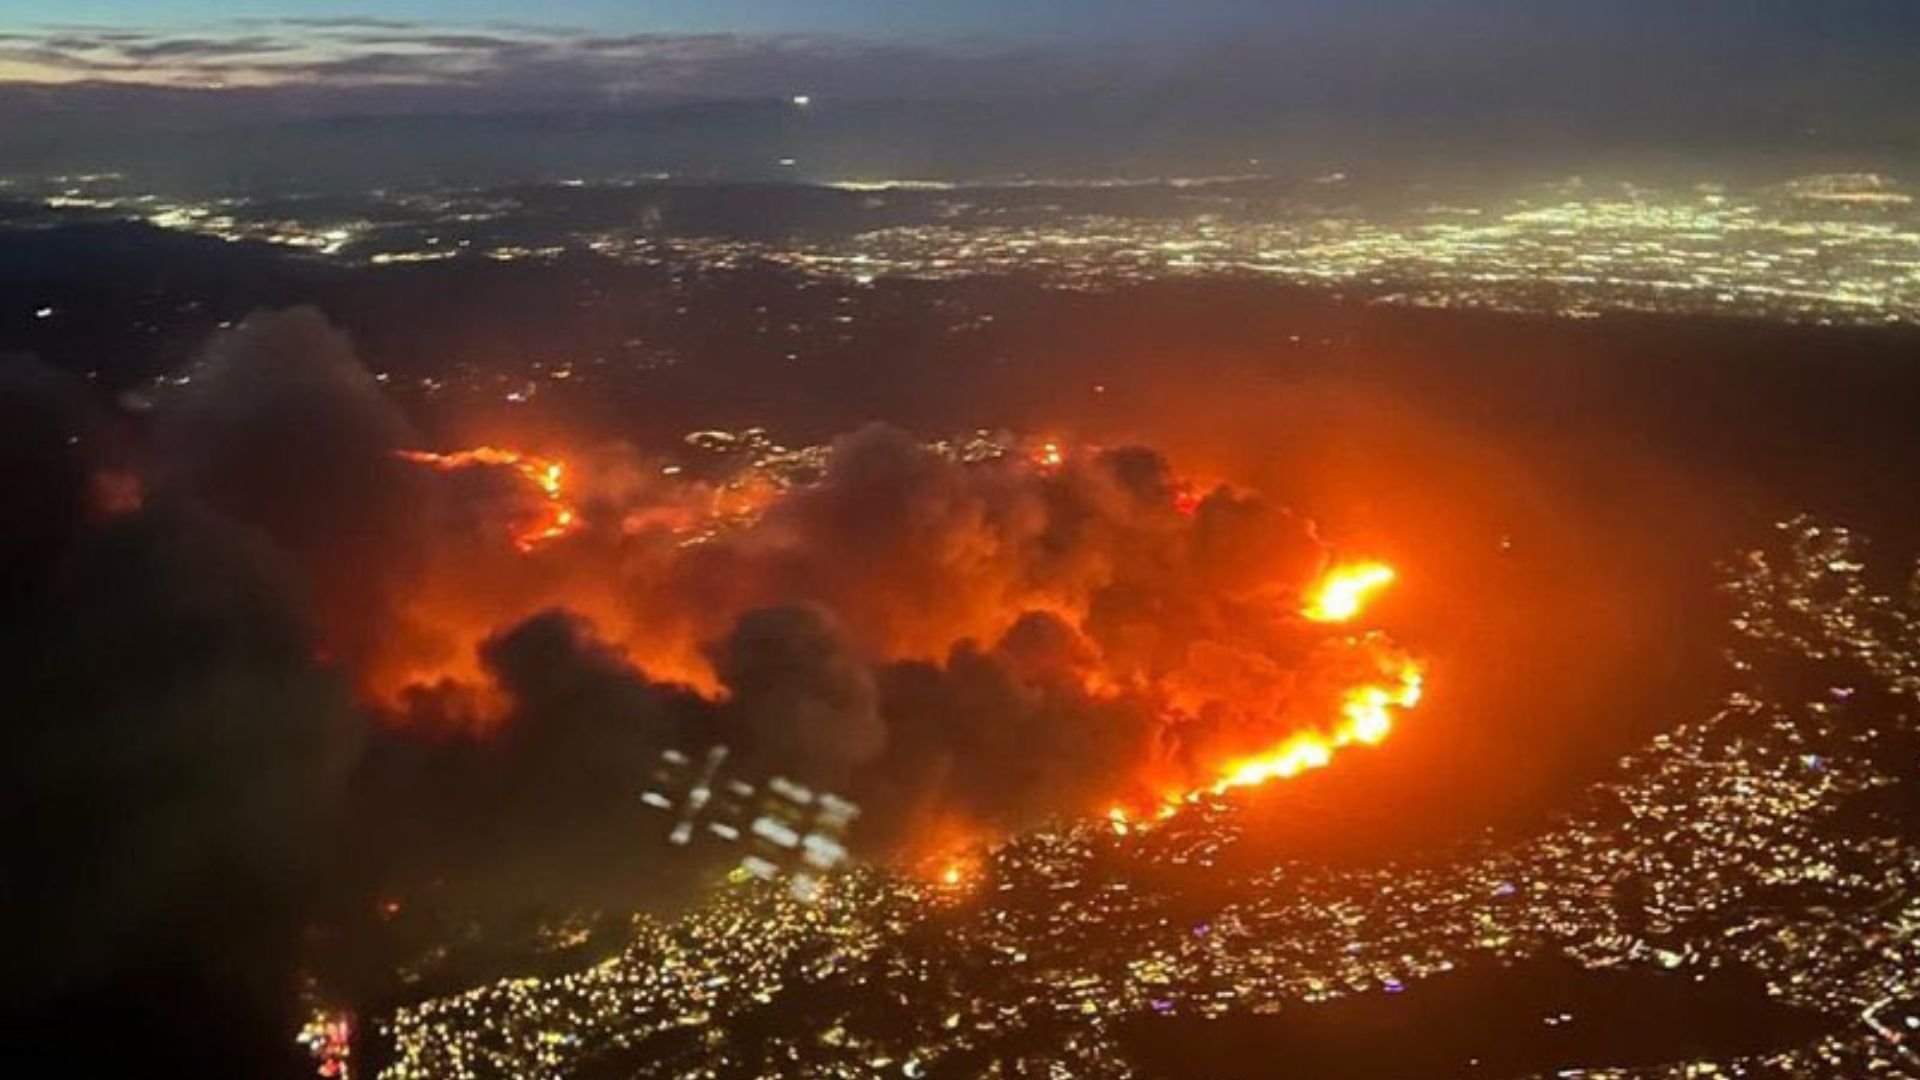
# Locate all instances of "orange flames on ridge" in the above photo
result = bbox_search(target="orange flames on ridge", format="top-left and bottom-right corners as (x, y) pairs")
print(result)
(1211, 657), (1423, 791)
(1207, 558), (1421, 792)
(1302, 560), (1397, 623)
(1106, 558), (1426, 833)
(397, 447), (581, 552)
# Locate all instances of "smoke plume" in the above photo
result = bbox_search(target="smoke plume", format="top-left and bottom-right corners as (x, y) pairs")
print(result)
(0, 309), (1423, 1070)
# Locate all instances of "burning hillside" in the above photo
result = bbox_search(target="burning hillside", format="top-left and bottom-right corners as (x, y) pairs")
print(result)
(6, 308), (1432, 952)
(374, 422), (1427, 848)
(395, 447), (579, 552)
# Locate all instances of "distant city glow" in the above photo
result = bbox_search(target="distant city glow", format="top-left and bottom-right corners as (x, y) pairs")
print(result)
(31, 173), (1919, 327)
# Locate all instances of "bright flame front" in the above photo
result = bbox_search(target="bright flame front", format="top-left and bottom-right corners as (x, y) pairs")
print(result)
(1212, 659), (1424, 793)
(1303, 561), (1397, 623)
(397, 446), (581, 552)
(1159, 557), (1424, 807)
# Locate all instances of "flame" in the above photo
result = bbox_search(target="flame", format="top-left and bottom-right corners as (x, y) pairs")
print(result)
(1213, 559), (1420, 793)
(397, 447), (581, 552)
(1303, 561), (1397, 623)
(923, 849), (983, 894)
(371, 435), (1429, 831)
(1211, 658), (1424, 793)
(906, 815), (991, 892)
(1109, 561), (1425, 819)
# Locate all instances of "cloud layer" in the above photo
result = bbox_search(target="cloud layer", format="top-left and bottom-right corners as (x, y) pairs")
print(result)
(3, 7), (1915, 178)
(0, 18), (1058, 103)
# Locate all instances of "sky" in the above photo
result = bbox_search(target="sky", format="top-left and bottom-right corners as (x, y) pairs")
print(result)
(0, 2), (1315, 101)
(0, 2), (1915, 182)
(5, 1), (1283, 40)
(3, 2), (1917, 96)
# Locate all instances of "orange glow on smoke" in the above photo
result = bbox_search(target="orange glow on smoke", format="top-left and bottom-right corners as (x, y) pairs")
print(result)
(366, 436), (1430, 826)
(1303, 560), (1397, 623)
(397, 446), (581, 552)
(1113, 560), (1425, 819)
(1209, 559), (1421, 793)
(907, 814), (992, 893)
(87, 470), (145, 520)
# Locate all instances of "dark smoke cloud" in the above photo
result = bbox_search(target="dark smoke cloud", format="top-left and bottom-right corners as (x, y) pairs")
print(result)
(155, 307), (430, 675)
(351, 604), (881, 924)
(3, 308), (1397, 1068)
(711, 605), (885, 786)
(1, 353), (363, 1074)
(728, 422), (1049, 658)
(351, 611), (712, 927)
(0, 356), (91, 604)
(860, 612), (1163, 847)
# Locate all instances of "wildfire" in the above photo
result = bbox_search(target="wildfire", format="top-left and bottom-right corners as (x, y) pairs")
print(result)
(396, 447), (581, 552)
(1119, 558), (1425, 818)
(371, 430), (1429, 844)
(921, 851), (984, 896)
(1303, 560), (1397, 623)
(1211, 659), (1424, 792)
(1210, 558), (1419, 792)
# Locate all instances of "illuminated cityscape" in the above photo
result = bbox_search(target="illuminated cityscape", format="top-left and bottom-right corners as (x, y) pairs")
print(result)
(8, 172), (1919, 327)
(373, 519), (1920, 1078)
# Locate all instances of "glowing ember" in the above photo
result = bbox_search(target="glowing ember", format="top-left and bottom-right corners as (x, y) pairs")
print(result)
(931, 854), (985, 893)
(87, 470), (144, 519)
(397, 446), (581, 552)
(1303, 561), (1397, 623)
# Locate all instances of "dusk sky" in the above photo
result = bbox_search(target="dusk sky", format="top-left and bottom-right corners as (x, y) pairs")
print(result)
(6, 1), (1284, 41)
(2, 2), (1916, 182)
(4, 2), (1916, 95)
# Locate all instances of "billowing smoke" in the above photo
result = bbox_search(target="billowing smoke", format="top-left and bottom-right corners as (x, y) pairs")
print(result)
(861, 612), (1163, 850)
(0, 310), (1420, 1068)
(134, 313), (1411, 840)
(348, 610), (709, 931)
(0, 349), (363, 1076)
(0, 357), (91, 599)
(153, 308), (430, 677)
(712, 605), (885, 786)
